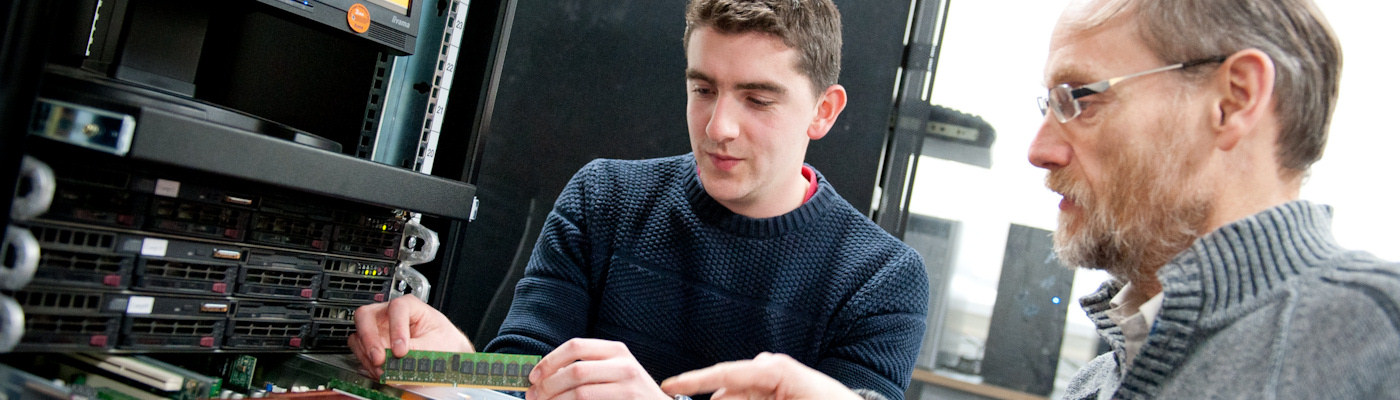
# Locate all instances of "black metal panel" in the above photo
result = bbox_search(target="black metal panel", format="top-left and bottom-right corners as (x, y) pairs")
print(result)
(27, 67), (477, 219)
(0, 0), (58, 229)
(818, 0), (917, 215)
(130, 108), (476, 220)
(981, 224), (1074, 396)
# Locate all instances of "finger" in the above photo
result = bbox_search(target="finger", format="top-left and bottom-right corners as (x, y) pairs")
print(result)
(347, 333), (376, 378)
(352, 302), (391, 365)
(385, 296), (426, 357)
(660, 361), (747, 395)
(531, 338), (630, 384)
(532, 354), (650, 400)
(661, 357), (784, 396)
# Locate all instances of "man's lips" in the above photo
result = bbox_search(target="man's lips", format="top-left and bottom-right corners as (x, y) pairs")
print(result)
(1059, 196), (1075, 211)
(708, 153), (741, 171)
(1054, 189), (1085, 213)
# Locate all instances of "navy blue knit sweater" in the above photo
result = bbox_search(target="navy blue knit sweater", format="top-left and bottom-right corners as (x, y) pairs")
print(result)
(483, 154), (929, 400)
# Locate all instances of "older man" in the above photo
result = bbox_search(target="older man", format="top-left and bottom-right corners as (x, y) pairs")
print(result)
(1030, 0), (1400, 398)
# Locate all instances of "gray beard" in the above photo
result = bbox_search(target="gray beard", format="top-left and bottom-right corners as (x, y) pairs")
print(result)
(1046, 152), (1210, 284)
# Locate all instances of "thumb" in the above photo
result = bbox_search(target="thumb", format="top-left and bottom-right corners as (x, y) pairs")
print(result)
(387, 296), (425, 357)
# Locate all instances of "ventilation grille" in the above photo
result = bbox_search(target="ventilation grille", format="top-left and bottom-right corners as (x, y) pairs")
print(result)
(13, 291), (104, 313)
(142, 260), (232, 281)
(325, 275), (388, 293)
(365, 23), (409, 49)
(332, 226), (399, 259)
(249, 214), (332, 250)
(314, 304), (357, 322)
(127, 317), (221, 336)
(51, 185), (143, 227)
(26, 314), (113, 334)
(315, 323), (355, 339)
(243, 268), (318, 287)
(149, 199), (247, 240)
(231, 320), (304, 337)
(40, 250), (127, 273)
(31, 224), (116, 249)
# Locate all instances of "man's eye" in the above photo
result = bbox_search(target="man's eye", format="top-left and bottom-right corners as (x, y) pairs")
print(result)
(691, 88), (714, 96)
(1077, 100), (1099, 115)
(748, 98), (774, 107)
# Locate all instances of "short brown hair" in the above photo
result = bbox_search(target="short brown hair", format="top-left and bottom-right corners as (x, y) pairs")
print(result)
(683, 0), (843, 96)
(1082, 0), (1342, 174)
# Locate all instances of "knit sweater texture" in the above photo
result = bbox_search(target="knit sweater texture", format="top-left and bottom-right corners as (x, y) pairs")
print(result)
(1063, 200), (1400, 399)
(483, 154), (929, 400)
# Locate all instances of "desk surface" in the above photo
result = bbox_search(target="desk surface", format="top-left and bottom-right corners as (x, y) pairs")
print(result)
(399, 385), (521, 400)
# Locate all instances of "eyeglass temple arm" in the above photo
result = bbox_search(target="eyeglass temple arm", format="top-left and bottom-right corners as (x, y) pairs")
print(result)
(1068, 56), (1225, 99)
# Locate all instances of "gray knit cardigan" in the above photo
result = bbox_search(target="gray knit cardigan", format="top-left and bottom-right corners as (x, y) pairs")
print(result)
(1062, 200), (1400, 399)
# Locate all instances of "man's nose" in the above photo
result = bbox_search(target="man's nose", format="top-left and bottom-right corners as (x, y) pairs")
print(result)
(1029, 116), (1072, 171)
(705, 96), (741, 143)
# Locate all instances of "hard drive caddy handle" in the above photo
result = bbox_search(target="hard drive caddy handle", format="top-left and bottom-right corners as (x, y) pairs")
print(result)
(0, 295), (23, 352)
(1, 226), (39, 291)
(10, 156), (55, 221)
(0, 226), (39, 292)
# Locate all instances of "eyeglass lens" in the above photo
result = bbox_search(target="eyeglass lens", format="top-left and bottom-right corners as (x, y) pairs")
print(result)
(1048, 85), (1078, 123)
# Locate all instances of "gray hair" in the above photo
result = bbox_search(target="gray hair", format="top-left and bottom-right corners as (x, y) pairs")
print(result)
(1082, 0), (1342, 175)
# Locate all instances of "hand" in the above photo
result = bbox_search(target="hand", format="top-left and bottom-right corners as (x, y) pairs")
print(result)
(526, 338), (670, 400)
(660, 352), (863, 400)
(348, 295), (475, 379)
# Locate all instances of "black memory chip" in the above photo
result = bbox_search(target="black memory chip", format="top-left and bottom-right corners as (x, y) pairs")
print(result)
(433, 359), (446, 373)
(402, 357), (415, 371)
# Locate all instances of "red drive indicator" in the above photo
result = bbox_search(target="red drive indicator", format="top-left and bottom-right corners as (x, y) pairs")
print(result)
(347, 3), (371, 34)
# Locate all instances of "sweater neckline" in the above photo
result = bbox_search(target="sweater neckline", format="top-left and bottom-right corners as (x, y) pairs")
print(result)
(683, 159), (838, 239)
(1164, 200), (1343, 316)
(1081, 200), (1343, 395)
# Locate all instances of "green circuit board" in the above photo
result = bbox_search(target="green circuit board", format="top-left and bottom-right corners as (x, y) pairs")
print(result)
(380, 349), (540, 391)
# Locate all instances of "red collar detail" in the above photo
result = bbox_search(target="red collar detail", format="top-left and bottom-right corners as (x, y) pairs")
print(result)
(802, 165), (818, 203)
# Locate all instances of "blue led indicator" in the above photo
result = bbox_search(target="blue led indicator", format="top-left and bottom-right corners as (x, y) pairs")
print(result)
(1051, 296), (1062, 305)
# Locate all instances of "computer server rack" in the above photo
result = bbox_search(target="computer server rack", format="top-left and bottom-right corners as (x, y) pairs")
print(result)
(0, 0), (478, 358)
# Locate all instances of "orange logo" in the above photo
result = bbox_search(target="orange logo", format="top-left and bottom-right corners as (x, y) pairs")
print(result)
(347, 3), (371, 33)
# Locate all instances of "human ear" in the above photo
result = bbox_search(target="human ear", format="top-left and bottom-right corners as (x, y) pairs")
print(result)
(1212, 49), (1276, 151)
(807, 84), (848, 141)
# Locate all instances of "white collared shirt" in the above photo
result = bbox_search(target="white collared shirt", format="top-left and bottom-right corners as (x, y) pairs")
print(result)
(1105, 282), (1164, 371)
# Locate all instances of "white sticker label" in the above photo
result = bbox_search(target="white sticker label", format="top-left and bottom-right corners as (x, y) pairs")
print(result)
(154, 179), (181, 197)
(127, 296), (154, 315)
(141, 238), (169, 257)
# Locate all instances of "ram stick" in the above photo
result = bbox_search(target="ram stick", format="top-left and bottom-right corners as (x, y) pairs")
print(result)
(380, 350), (540, 391)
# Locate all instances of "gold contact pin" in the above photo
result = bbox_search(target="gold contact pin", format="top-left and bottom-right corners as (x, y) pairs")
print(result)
(201, 303), (230, 313)
(224, 196), (254, 206)
(213, 249), (242, 260)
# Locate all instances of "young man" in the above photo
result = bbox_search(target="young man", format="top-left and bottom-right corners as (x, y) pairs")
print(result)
(1031, 0), (1400, 398)
(349, 1), (929, 399)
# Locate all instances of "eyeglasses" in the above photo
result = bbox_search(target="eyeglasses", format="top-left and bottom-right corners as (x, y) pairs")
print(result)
(1038, 56), (1227, 123)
